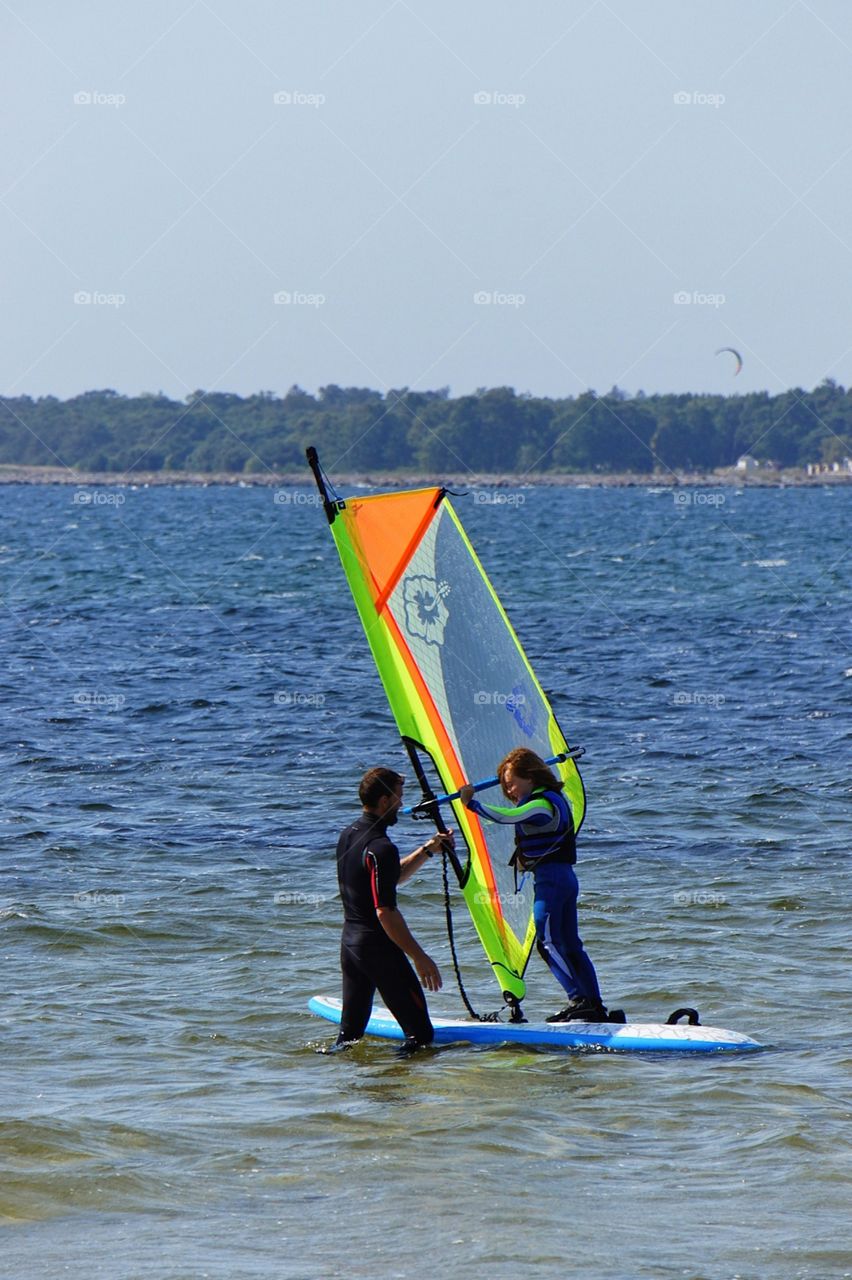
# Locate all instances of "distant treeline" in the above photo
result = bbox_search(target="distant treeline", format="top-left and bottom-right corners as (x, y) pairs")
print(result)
(1, 382), (850, 475)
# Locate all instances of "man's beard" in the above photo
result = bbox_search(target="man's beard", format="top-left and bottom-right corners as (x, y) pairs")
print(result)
(385, 807), (399, 825)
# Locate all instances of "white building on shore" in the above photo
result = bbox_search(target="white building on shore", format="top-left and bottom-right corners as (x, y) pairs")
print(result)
(806, 459), (852, 475)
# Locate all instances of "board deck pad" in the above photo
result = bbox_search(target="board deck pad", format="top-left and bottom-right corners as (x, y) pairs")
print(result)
(309, 995), (762, 1054)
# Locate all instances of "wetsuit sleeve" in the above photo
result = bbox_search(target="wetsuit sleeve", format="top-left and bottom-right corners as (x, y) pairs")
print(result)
(468, 796), (554, 826)
(364, 839), (399, 910)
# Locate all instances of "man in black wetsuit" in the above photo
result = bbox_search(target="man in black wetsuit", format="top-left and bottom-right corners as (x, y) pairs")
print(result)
(336, 766), (453, 1050)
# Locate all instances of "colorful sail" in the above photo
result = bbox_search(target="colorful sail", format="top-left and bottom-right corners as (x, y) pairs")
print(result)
(309, 457), (585, 1006)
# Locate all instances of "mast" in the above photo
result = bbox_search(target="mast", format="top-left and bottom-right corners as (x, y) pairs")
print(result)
(305, 446), (340, 524)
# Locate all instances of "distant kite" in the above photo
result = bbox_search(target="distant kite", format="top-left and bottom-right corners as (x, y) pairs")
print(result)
(716, 346), (743, 376)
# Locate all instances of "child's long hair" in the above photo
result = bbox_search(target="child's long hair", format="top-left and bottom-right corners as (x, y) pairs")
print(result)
(497, 747), (564, 799)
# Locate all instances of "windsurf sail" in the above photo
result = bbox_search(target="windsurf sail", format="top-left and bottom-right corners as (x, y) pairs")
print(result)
(307, 449), (585, 1009)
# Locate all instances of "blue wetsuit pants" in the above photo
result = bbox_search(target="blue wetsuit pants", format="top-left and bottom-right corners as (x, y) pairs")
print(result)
(532, 862), (602, 1004)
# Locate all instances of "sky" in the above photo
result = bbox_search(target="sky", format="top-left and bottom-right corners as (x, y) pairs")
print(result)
(3, 0), (852, 402)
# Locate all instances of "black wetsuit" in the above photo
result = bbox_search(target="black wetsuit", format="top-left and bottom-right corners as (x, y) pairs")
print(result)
(335, 812), (434, 1046)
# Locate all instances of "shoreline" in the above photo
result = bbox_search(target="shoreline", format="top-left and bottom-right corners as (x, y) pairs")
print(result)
(0, 463), (849, 489)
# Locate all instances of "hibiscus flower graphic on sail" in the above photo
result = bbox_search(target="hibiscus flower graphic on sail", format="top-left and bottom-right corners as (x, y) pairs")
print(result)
(403, 574), (450, 647)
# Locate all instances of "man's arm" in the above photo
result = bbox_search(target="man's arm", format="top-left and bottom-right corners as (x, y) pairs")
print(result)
(376, 906), (442, 991)
(398, 829), (454, 884)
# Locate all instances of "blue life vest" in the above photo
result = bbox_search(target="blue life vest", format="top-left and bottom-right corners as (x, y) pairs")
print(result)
(510, 788), (577, 872)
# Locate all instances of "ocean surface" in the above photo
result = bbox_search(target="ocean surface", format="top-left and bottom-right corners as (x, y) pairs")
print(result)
(1, 480), (850, 1280)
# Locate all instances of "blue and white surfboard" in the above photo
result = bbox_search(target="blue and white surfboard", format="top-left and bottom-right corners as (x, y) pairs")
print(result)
(308, 995), (763, 1054)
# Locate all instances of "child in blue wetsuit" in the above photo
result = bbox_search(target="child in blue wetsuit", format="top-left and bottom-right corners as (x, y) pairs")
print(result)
(460, 747), (613, 1023)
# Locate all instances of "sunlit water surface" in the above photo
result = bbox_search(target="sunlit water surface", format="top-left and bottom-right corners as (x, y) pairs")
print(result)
(1, 483), (849, 1279)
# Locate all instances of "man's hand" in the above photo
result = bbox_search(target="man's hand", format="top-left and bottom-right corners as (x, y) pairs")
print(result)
(400, 830), (454, 884)
(458, 785), (475, 806)
(415, 951), (442, 992)
(425, 828), (454, 856)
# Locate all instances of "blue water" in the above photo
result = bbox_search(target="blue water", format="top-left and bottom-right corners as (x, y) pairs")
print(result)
(1, 481), (850, 1279)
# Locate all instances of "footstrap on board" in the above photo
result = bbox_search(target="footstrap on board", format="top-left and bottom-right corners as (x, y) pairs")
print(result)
(666, 1007), (701, 1026)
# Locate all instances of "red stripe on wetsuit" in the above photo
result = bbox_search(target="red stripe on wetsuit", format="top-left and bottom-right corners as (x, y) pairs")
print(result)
(367, 852), (382, 910)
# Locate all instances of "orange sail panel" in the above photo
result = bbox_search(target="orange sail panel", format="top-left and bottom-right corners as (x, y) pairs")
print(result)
(343, 489), (443, 610)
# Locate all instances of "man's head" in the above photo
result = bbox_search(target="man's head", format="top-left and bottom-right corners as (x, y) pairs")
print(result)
(359, 767), (405, 823)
